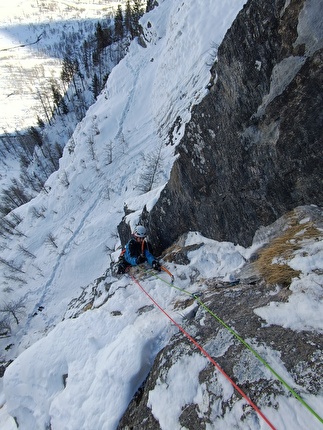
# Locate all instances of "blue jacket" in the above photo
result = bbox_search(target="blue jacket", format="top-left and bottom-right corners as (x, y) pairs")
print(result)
(124, 238), (155, 266)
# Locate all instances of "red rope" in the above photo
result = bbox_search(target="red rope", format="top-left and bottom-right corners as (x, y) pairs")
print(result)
(130, 273), (276, 430)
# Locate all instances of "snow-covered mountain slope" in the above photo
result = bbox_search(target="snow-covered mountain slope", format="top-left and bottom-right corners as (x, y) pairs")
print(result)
(0, 0), (251, 428)
(0, 0), (247, 355)
(2, 208), (323, 429)
(1, 0), (323, 426)
(0, 0), (127, 132)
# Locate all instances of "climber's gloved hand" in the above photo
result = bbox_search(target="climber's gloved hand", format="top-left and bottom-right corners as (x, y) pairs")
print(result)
(136, 254), (146, 265)
(152, 260), (161, 271)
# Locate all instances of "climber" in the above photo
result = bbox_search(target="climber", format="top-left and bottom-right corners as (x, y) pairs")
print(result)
(116, 225), (161, 274)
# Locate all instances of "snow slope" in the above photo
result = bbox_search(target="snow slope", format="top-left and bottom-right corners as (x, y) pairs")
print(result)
(1, 0), (248, 354)
(2, 230), (323, 430)
(0, 0), (127, 132)
(0, 0), (252, 428)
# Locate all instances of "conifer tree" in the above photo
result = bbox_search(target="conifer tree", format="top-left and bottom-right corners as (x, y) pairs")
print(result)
(92, 73), (100, 99)
(146, 0), (158, 12)
(28, 126), (43, 147)
(82, 40), (91, 76)
(131, 0), (145, 38)
(61, 57), (79, 95)
(125, 1), (132, 35)
(95, 22), (105, 53)
(51, 82), (63, 115)
(37, 116), (45, 128)
(114, 5), (124, 40)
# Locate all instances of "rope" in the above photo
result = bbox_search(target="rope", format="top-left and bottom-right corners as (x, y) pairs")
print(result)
(143, 267), (323, 426)
(129, 272), (277, 430)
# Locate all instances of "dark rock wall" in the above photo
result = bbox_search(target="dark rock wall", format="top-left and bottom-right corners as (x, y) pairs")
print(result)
(144, 0), (323, 253)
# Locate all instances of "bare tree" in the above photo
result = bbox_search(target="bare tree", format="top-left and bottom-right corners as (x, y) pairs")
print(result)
(0, 317), (11, 337)
(18, 245), (36, 259)
(59, 170), (70, 188)
(105, 141), (113, 165)
(0, 178), (31, 215)
(138, 145), (164, 192)
(46, 233), (58, 249)
(31, 206), (46, 219)
(0, 257), (25, 274)
(36, 87), (53, 125)
(0, 213), (26, 238)
(87, 135), (96, 161)
(0, 298), (26, 325)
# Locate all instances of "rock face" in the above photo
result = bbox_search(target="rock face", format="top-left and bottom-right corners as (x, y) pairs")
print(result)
(117, 205), (323, 429)
(144, 0), (323, 253)
(118, 283), (322, 429)
(116, 0), (323, 424)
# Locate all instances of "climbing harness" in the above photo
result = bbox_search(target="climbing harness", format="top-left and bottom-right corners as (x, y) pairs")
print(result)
(140, 266), (323, 427)
(129, 271), (276, 430)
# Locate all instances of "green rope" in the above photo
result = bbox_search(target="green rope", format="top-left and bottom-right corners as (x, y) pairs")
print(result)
(144, 267), (323, 425)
